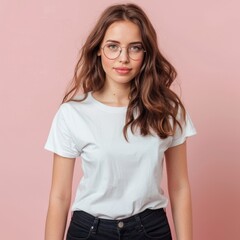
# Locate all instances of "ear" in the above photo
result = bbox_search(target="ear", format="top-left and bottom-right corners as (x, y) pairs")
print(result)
(97, 50), (101, 56)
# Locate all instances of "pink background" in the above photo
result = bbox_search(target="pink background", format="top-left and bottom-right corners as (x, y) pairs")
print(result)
(1, 0), (239, 239)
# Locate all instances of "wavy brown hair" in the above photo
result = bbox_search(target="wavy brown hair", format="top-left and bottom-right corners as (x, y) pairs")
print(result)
(63, 3), (186, 141)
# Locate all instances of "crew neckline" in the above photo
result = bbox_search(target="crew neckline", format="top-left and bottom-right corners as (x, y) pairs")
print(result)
(89, 91), (128, 113)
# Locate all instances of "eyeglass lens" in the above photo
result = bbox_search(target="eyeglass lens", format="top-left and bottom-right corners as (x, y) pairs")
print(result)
(103, 44), (145, 60)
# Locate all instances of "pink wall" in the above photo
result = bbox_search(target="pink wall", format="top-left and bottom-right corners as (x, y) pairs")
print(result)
(1, 0), (239, 239)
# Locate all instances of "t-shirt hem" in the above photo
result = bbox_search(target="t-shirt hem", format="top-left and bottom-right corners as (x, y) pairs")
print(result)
(170, 131), (197, 148)
(44, 145), (78, 159)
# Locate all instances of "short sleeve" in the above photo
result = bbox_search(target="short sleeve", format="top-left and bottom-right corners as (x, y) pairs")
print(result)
(44, 105), (80, 158)
(169, 111), (197, 148)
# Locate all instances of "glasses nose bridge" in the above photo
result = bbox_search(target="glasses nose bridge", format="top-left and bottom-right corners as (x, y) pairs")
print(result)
(118, 46), (130, 59)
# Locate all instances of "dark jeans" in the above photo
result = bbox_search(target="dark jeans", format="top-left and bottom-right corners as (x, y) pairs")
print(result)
(66, 208), (172, 240)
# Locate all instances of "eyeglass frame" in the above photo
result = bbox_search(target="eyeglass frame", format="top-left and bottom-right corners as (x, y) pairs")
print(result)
(100, 43), (146, 61)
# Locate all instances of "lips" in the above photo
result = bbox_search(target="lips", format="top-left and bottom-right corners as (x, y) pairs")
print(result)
(113, 67), (132, 74)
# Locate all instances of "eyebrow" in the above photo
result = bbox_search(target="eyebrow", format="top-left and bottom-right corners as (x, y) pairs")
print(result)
(106, 40), (143, 45)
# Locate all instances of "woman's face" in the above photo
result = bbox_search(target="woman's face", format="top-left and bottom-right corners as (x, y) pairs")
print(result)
(98, 20), (144, 88)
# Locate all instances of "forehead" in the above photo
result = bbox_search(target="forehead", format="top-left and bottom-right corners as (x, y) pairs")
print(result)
(102, 20), (142, 43)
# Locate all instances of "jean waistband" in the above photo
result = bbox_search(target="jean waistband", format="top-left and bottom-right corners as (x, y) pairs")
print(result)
(71, 208), (164, 232)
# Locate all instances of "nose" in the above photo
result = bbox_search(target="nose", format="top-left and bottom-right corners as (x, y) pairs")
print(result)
(118, 48), (130, 62)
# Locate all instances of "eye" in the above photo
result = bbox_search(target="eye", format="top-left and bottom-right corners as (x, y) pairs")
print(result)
(106, 44), (119, 51)
(129, 45), (144, 52)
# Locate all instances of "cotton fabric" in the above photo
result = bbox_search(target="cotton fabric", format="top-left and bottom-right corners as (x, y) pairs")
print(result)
(45, 92), (196, 219)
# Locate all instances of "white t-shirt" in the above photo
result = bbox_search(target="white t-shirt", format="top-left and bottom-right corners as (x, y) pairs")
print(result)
(45, 91), (196, 220)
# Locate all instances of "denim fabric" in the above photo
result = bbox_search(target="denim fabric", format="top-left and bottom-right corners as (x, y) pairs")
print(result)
(66, 208), (172, 240)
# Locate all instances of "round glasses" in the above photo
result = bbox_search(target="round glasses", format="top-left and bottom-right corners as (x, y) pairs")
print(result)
(101, 43), (146, 61)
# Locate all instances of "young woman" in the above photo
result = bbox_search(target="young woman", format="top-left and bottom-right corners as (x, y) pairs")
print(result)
(44, 3), (196, 240)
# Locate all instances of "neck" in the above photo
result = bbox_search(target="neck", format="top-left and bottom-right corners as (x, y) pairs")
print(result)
(92, 84), (130, 107)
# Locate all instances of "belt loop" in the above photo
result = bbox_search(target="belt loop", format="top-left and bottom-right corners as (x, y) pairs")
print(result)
(134, 214), (143, 232)
(91, 217), (99, 234)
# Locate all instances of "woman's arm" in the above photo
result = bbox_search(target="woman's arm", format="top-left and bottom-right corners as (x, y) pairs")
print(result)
(45, 153), (76, 240)
(165, 141), (193, 240)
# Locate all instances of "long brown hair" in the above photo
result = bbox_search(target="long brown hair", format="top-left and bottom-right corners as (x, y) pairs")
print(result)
(63, 3), (186, 141)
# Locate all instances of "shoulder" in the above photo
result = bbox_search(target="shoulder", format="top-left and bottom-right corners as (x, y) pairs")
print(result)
(59, 93), (90, 114)
(56, 92), (96, 124)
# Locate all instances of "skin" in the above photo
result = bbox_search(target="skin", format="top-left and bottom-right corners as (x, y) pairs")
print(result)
(94, 20), (144, 107)
(45, 20), (193, 240)
(45, 154), (75, 240)
(165, 142), (193, 240)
